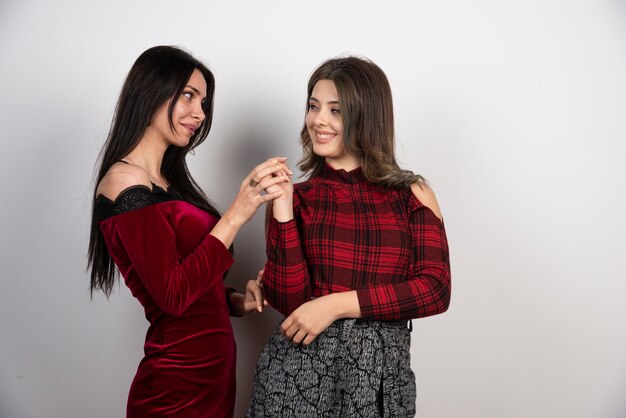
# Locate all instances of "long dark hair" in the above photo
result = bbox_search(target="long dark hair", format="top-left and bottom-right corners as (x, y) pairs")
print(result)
(299, 56), (424, 188)
(88, 45), (220, 297)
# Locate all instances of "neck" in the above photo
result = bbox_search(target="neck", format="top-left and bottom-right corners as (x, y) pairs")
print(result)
(124, 137), (169, 183)
(325, 158), (361, 172)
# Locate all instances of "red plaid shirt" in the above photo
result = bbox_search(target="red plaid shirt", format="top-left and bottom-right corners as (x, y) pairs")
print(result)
(264, 164), (451, 321)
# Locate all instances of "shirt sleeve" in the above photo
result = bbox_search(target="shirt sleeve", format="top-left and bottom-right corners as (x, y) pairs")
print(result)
(356, 198), (452, 321)
(262, 192), (311, 315)
(100, 204), (234, 316)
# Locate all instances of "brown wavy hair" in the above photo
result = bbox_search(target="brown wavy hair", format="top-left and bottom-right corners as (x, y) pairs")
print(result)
(299, 56), (424, 188)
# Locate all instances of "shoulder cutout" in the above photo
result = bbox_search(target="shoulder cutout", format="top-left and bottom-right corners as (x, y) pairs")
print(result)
(411, 181), (443, 222)
(96, 162), (153, 201)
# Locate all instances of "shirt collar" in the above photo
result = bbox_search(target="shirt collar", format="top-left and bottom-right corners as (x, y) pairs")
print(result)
(320, 163), (367, 185)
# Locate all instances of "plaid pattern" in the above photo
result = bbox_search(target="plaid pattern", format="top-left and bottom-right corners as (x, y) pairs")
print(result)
(264, 164), (451, 321)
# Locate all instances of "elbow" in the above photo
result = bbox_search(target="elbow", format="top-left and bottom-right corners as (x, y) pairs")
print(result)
(265, 291), (301, 317)
(435, 271), (452, 315)
(264, 285), (308, 317)
(156, 275), (194, 317)
(438, 285), (451, 314)
(421, 270), (451, 317)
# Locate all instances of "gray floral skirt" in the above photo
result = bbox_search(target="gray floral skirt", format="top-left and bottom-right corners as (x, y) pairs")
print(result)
(247, 318), (416, 417)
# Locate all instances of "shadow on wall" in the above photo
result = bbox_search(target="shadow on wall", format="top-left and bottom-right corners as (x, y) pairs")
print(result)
(217, 116), (302, 416)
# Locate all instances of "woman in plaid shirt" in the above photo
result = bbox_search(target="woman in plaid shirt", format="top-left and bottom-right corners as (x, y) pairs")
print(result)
(248, 56), (451, 417)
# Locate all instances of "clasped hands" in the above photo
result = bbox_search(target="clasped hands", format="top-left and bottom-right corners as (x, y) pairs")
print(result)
(224, 157), (293, 227)
(245, 157), (293, 199)
(229, 269), (269, 316)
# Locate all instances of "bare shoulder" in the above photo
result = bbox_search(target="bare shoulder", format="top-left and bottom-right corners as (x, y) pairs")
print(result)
(410, 181), (443, 221)
(96, 162), (152, 201)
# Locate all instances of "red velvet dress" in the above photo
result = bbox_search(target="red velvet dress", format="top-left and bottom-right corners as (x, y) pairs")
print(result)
(95, 184), (236, 417)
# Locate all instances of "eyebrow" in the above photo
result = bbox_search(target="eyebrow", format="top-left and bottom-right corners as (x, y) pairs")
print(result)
(309, 96), (340, 105)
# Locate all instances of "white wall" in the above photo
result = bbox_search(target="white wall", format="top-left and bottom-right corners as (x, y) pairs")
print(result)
(1, 1), (625, 417)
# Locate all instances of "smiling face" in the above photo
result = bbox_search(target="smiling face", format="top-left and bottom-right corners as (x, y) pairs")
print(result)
(149, 68), (207, 148)
(305, 79), (359, 170)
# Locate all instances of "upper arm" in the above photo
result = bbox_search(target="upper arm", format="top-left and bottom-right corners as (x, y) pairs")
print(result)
(411, 181), (443, 221)
(96, 163), (152, 201)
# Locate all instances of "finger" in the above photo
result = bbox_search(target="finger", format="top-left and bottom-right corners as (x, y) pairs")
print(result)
(254, 158), (286, 175)
(302, 334), (317, 347)
(292, 329), (308, 345)
(245, 299), (263, 313)
(243, 300), (257, 314)
(258, 191), (284, 204)
(243, 160), (286, 189)
(266, 156), (288, 163)
(256, 174), (290, 190)
(253, 166), (291, 185)
(281, 317), (294, 335)
(284, 325), (298, 340)
(253, 160), (293, 180)
(259, 172), (290, 186)
(250, 286), (264, 312)
(247, 171), (289, 195)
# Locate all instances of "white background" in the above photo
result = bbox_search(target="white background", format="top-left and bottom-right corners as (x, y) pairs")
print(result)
(1, 1), (625, 417)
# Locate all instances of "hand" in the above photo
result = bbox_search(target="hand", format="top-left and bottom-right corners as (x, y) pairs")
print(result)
(224, 157), (292, 227)
(264, 163), (294, 202)
(230, 270), (268, 315)
(263, 162), (294, 223)
(280, 295), (339, 346)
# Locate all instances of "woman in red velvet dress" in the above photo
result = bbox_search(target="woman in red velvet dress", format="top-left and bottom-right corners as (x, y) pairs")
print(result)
(87, 45), (291, 417)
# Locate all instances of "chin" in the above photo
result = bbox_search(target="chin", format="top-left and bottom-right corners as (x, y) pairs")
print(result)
(170, 137), (191, 148)
(312, 144), (333, 158)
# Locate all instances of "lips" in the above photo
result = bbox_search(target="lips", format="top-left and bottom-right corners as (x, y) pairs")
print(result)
(181, 123), (198, 136)
(313, 130), (336, 144)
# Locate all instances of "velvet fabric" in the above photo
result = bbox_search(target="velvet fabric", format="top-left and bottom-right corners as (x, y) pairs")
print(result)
(98, 187), (235, 417)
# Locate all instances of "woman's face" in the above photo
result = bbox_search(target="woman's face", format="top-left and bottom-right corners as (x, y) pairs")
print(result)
(150, 68), (207, 148)
(306, 79), (358, 170)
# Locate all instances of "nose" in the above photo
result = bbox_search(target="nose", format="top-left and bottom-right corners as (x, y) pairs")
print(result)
(192, 102), (206, 122)
(313, 109), (329, 127)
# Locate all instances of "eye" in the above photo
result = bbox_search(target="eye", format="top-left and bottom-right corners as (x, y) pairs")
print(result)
(182, 91), (193, 100)
(307, 103), (319, 111)
(331, 108), (341, 115)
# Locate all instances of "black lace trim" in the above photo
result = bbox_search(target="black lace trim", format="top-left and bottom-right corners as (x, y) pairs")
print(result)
(95, 184), (180, 222)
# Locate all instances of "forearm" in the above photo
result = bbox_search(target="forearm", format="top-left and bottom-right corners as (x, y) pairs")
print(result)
(272, 198), (293, 222)
(210, 210), (243, 249)
(357, 270), (451, 321)
(264, 216), (310, 314)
